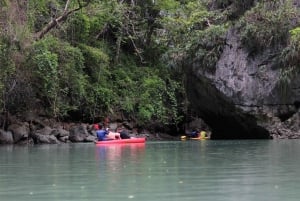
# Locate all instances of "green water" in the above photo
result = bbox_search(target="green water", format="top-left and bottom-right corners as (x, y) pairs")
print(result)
(1, 140), (300, 201)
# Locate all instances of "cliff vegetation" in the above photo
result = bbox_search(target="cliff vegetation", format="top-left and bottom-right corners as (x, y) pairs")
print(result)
(0, 0), (299, 137)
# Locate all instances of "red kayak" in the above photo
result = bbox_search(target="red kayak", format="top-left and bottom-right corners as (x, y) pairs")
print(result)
(95, 137), (146, 145)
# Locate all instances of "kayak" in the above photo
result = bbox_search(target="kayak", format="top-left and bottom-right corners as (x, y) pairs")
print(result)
(180, 136), (209, 140)
(95, 137), (146, 145)
(181, 131), (209, 141)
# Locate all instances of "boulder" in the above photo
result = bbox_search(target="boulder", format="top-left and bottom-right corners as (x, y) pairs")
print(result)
(69, 124), (89, 142)
(85, 135), (97, 142)
(31, 126), (59, 144)
(7, 123), (30, 143)
(0, 129), (13, 144)
(51, 128), (69, 138)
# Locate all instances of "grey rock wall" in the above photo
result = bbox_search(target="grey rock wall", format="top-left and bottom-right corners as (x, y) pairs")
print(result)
(191, 28), (300, 139)
(215, 27), (300, 118)
(214, 29), (281, 106)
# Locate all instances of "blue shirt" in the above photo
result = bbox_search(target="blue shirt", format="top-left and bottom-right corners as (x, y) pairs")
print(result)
(96, 129), (109, 141)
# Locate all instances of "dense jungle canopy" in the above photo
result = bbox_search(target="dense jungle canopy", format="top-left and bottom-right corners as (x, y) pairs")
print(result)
(0, 0), (299, 134)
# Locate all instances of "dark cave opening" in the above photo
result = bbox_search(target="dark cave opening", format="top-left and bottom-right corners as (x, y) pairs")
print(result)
(186, 73), (270, 140)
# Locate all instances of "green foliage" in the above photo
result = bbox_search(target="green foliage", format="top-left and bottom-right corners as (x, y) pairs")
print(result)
(0, 0), (8, 7)
(136, 0), (179, 12)
(79, 44), (115, 117)
(239, 1), (296, 53)
(189, 24), (227, 71)
(138, 75), (165, 122)
(86, 80), (116, 117)
(0, 0), (242, 129)
(280, 27), (300, 70)
(290, 27), (300, 39)
(79, 44), (110, 77)
(31, 38), (59, 116)
(28, 0), (56, 31)
(139, 74), (182, 126)
(109, 59), (183, 126)
(0, 38), (15, 112)
(160, 0), (227, 71)
(89, 0), (123, 30)
(210, 0), (255, 19)
(112, 68), (136, 113)
(277, 27), (300, 98)
(69, 47), (184, 127)
(30, 36), (88, 117)
(33, 50), (58, 94)
(65, 13), (91, 43)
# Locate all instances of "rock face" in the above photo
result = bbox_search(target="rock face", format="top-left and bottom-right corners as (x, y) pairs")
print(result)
(186, 72), (270, 139)
(0, 130), (13, 144)
(69, 124), (96, 142)
(214, 29), (300, 110)
(188, 28), (300, 139)
(8, 123), (29, 143)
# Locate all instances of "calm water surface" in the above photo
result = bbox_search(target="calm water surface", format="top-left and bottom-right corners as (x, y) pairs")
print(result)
(1, 140), (300, 201)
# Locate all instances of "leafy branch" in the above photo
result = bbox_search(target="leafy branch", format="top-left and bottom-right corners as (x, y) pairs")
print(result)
(35, 0), (91, 40)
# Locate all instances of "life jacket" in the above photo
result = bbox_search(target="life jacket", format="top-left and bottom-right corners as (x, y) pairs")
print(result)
(200, 131), (206, 138)
(96, 129), (109, 140)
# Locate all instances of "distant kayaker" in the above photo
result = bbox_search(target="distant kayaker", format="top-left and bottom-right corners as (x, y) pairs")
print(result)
(185, 129), (199, 138)
(200, 130), (207, 139)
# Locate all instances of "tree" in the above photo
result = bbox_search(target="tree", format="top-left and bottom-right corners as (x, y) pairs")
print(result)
(35, 0), (92, 40)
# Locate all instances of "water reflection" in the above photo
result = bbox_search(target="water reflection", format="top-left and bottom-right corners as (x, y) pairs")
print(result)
(94, 143), (146, 196)
(95, 143), (146, 165)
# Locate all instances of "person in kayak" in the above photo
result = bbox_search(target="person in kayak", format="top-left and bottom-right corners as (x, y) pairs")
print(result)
(96, 124), (115, 141)
(116, 127), (131, 139)
(185, 129), (199, 138)
(106, 127), (121, 139)
(200, 130), (207, 139)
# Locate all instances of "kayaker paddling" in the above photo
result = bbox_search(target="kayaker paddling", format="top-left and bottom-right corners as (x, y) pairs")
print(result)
(96, 124), (115, 141)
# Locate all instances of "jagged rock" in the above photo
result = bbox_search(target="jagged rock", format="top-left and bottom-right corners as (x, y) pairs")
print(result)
(85, 135), (96, 142)
(0, 130), (13, 144)
(211, 28), (300, 121)
(267, 112), (300, 139)
(50, 128), (69, 138)
(7, 123), (30, 143)
(69, 124), (90, 142)
(49, 128), (70, 143)
(33, 134), (59, 144)
(31, 126), (59, 144)
(58, 136), (69, 143)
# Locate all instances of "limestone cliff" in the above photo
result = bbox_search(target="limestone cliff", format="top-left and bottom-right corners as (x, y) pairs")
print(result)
(188, 26), (300, 139)
(184, 0), (300, 139)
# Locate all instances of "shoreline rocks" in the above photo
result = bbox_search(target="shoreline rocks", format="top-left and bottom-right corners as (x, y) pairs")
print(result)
(0, 119), (174, 145)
